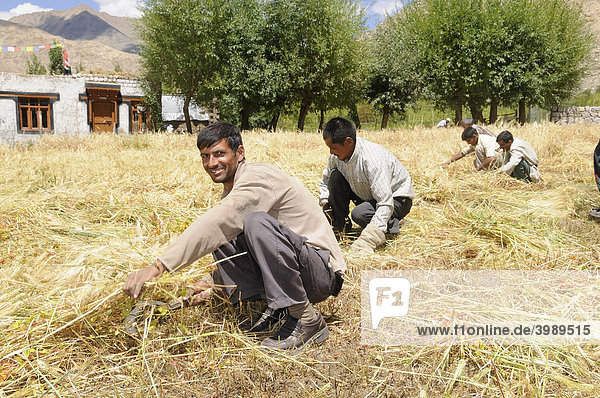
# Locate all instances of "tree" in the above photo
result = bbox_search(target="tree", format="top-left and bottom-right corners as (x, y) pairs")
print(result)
(218, 0), (273, 131)
(366, 16), (421, 129)
(264, 0), (367, 131)
(48, 43), (63, 75)
(489, 0), (592, 123)
(26, 54), (46, 75)
(401, 0), (592, 123)
(137, 0), (228, 133)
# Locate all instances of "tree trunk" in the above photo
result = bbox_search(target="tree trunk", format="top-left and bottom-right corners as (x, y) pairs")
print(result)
(183, 95), (193, 134)
(240, 107), (250, 131)
(454, 104), (462, 125)
(489, 98), (499, 124)
(381, 104), (390, 129)
(518, 99), (526, 125)
(318, 109), (325, 132)
(349, 103), (361, 130)
(269, 110), (280, 132)
(297, 98), (311, 131)
(468, 103), (484, 124)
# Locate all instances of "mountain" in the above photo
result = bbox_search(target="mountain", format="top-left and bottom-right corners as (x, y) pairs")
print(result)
(8, 4), (139, 54)
(0, 23), (140, 75)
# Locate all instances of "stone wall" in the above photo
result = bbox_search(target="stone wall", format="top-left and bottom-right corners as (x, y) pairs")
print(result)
(550, 106), (600, 125)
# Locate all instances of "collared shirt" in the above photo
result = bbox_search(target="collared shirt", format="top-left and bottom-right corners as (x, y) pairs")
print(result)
(500, 138), (539, 175)
(319, 137), (414, 232)
(159, 161), (346, 274)
(461, 134), (503, 166)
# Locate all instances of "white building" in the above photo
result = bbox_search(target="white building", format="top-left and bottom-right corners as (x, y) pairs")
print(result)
(0, 73), (216, 144)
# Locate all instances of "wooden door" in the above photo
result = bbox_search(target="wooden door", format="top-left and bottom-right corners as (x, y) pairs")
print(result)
(92, 101), (114, 133)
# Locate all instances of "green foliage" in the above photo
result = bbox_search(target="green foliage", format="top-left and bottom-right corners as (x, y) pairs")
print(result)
(137, 0), (228, 133)
(217, 0), (272, 130)
(366, 14), (421, 128)
(26, 54), (46, 75)
(564, 88), (600, 106)
(138, 0), (367, 131)
(114, 63), (123, 73)
(263, 0), (367, 130)
(140, 77), (163, 131)
(48, 42), (63, 75)
(400, 0), (593, 121)
(75, 62), (86, 73)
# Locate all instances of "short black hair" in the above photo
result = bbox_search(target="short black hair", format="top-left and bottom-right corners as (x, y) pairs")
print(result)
(496, 130), (514, 143)
(197, 121), (243, 153)
(461, 126), (478, 141)
(322, 117), (356, 144)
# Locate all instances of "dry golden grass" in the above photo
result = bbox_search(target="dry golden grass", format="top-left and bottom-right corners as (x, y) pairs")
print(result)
(1, 123), (600, 396)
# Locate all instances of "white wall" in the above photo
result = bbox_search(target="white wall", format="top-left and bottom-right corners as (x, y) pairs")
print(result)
(0, 73), (144, 144)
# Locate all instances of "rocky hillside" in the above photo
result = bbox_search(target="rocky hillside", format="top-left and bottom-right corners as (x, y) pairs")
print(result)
(9, 4), (138, 54)
(0, 22), (140, 75)
(579, 0), (600, 91)
(0, 4), (140, 75)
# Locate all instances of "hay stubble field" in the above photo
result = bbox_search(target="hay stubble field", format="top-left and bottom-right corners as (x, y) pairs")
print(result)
(1, 123), (600, 396)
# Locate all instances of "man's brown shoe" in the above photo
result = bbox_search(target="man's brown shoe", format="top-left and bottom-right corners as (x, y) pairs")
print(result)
(260, 312), (329, 352)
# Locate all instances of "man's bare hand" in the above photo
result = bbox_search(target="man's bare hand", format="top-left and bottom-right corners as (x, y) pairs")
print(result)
(182, 279), (213, 305)
(123, 261), (166, 300)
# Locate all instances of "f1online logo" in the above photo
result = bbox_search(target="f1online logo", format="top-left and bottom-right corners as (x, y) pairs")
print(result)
(369, 278), (411, 329)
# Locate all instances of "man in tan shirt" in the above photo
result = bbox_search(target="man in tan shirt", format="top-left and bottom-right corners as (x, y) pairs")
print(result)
(123, 122), (346, 352)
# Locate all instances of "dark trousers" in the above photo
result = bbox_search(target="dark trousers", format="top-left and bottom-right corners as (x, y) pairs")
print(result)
(510, 159), (532, 183)
(212, 212), (339, 310)
(327, 169), (412, 233)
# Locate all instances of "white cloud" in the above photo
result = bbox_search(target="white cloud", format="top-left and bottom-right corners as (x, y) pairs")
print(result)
(0, 2), (53, 20)
(96, 0), (142, 18)
(369, 0), (402, 17)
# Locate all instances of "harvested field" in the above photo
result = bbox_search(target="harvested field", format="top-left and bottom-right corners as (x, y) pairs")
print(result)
(1, 123), (600, 396)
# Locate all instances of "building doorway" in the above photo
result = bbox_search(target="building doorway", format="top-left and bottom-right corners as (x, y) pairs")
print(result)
(87, 87), (119, 133)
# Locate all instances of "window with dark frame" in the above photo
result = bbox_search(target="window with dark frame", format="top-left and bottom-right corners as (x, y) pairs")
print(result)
(18, 97), (51, 131)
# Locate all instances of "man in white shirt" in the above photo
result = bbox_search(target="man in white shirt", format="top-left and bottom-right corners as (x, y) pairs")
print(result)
(496, 130), (540, 183)
(436, 118), (451, 128)
(443, 127), (503, 171)
(319, 117), (415, 254)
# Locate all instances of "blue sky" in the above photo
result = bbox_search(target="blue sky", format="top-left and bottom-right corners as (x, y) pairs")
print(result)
(0, 1), (401, 29)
